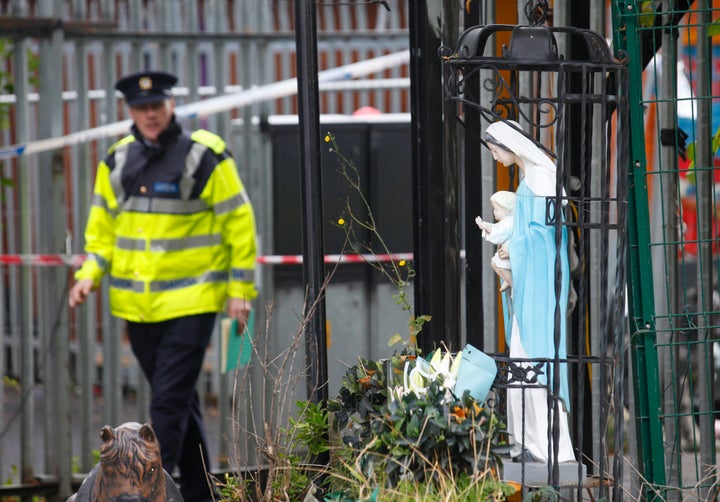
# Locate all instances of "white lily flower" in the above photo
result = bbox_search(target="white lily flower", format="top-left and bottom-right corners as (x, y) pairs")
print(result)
(428, 349), (442, 369)
(403, 360), (411, 391)
(450, 352), (462, 376)
(403, 360), (426, 397)
(427, 350), (461, 392)
(442, 375), (457, 393)
(413, 357), (436, 380)
(443, 352), (462, 392)
(388, 385), (406, 402)
(400, 351), (463, 397)
(435, 352), (452, 376)
(408, 365), (429, 396)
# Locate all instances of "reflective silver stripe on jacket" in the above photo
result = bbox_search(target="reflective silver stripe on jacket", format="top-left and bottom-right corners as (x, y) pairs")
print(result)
(214, 191), (249, 215)
(149, 270), (229, 292)
(109, 145), (128, 205)
(92, 189), (120, 219)
(110, 270), (229, 293)
(122, 196), (210, 214)
(86, 253), (110, 272)
(111, 269), (254, 292)
(115, 234), (222, 252)
(181, 142), (208, 200)
(109, 277), (145, 292)
(231, 268), (255, 282)
(91, 193), (112, 212)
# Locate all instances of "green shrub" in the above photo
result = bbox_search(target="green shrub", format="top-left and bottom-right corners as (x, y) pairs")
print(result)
(328, 350), (507, 490)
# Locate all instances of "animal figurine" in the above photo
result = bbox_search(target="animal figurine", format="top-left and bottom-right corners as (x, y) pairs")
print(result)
(67, 422), (183, 502)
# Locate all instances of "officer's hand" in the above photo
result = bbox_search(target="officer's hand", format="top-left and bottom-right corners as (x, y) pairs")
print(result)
(69, 279), (96, 307)
(227, 297), (252, 332)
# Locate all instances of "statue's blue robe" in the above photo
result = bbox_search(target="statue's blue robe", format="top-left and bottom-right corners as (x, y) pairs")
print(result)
(505, 180), (570, 408)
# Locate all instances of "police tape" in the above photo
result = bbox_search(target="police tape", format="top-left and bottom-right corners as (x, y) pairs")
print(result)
(0, 254), (87, 267)
(0, 252), (414, 267)
(257, 252), (413, 265)
(0, 50), (410, 161)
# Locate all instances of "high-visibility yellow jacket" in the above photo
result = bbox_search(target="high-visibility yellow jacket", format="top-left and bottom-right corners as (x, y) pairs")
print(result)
(75, 121), (258, 322)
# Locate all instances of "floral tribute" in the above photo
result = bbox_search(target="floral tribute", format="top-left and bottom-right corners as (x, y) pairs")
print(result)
(328, 348), (506, 486)
(323, 130), (511, 498)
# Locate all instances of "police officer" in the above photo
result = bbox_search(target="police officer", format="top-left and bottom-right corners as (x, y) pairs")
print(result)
(69, 70), (258, 502)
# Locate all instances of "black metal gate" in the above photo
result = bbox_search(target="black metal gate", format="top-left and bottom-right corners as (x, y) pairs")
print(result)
(443, 16), (630, 500)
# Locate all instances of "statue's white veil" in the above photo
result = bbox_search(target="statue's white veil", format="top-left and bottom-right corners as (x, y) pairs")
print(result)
(485, 120), (563, 198)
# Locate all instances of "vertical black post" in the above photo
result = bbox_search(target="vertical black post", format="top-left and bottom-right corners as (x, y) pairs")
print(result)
(409, 2), (460, 351)
(462, 3), (485, 349)
(564, 1), (594, 476)
(294, 0), (328, 407)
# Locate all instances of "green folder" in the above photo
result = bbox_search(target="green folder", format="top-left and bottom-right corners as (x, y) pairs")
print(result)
(220, 310), (255, 373)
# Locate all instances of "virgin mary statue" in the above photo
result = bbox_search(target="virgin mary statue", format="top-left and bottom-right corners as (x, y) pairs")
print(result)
(484, 120), (575, 463)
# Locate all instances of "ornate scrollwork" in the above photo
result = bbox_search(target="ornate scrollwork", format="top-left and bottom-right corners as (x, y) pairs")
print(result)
(444, 61), (560, 144)
(524, 0), (552, 26)
(492, 357), (547, 388)
(506, 361), (546, 385)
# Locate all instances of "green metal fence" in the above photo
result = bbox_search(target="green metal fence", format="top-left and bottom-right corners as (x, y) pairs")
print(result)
(613, 1), (719, 500)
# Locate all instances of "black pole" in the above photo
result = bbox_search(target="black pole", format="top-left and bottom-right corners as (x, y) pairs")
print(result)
(565, 0), (594, 477)
(294, 0), (328, 407)
(462, 3), (485, 349)
(409, 2), (460, 352)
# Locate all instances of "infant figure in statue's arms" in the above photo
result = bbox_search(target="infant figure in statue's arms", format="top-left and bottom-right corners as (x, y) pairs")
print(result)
(475, 190), (516, 292)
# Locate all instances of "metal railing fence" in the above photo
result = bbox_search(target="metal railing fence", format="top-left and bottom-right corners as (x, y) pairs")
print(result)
(0, 1), (410, 499)
(9, 2), (720, 501)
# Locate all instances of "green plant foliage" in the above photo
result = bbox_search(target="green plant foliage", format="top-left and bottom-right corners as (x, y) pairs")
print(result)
(290, 400), (330, 457)
(323, 472), (514, 501)
(524, 486), (559, 501)
(638, 1), (656, 28)
(2, 464), (18, 486)
(709, 18), (720, 37)
(214, 472), (252, 501)
(684, 123), (720, 180)
(2, 376), (19, 391)
(0, 37), (36, 194)
(0, 38), (38, 130)
(268, 455), (310, 501)
(328, 352), (507, 490)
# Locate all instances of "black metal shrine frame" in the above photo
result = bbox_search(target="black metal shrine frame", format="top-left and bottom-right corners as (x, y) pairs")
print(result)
(440, 23), (619, 149)
(441, 21), (630, 497)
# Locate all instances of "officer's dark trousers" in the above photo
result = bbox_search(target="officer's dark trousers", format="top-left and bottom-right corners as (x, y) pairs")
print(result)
(127, 313), (217, 502)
